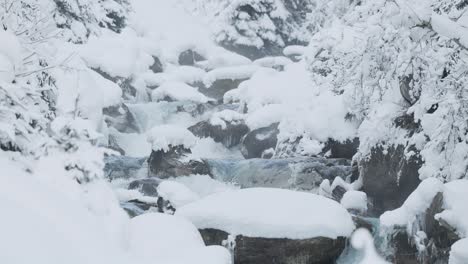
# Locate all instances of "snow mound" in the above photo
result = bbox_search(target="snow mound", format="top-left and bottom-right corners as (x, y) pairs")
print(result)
(129, 213), (232, 263)
(450, 238), (468, 264)
(177, 187), (355, 239)
(169, 174), (239, 198)
(157, 181), (200, 208)
(151, 82), (211, 103)
(209, 109), (245, 129)
(147, 124), (197, 151)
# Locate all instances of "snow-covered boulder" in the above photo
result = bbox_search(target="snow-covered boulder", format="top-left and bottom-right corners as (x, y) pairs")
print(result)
(189, 110), (249, 148)
(147, 125), (211, 178)
(151, 81), (212, 104)
(177, 188), (354, 263)
(240, 123), (279, 159)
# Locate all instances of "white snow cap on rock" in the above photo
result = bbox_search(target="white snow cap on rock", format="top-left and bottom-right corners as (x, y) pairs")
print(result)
(151, 81), (212, 103)
(147, 124), (197, 152)
(209, 109), (245, 129)
(177, 187), (355, 239)
(341, 191), (368, 212)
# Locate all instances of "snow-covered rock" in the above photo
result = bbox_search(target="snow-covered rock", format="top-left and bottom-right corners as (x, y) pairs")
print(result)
(177, 187), (354, 239)
(177, 187), (354, 264)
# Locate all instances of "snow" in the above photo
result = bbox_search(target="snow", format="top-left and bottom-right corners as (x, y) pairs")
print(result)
(177, 187), (355, 239)
(341, 191), (368, 212)
(253, 56), (293, 68)
(147, 124), (197, 152)
(351, 229), (389, 264)
(151, 81), (212, 103)
(187, 137), (243, 160)
(0, 29), (21, 82)
(169, 174), (239, 198)
(380, 178), (444, 228)
(431, 13), (468, 48)
(435, 180), (468, 238)
(283, 45), (306, 56)
(450, 238), (468, 264)
(157, 181), (200, 208)
(209, 109), (245, 129)
(109, 128), (151, 157)
(128, 213), (231, 264)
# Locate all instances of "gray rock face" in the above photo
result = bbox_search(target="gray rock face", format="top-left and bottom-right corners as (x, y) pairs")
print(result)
(199, 228), (346, 264)
(360, 113), (423, 215)
(322, 138), (359, 159)
(241, 123), (279, 159)
(207, 157), (351, 191)
(360, 144), (422, 215)
(189, 120), (249, 148)
(147, 146), (211, 178)
(178, 49), (205, 66)
(150, 56), (163, 73)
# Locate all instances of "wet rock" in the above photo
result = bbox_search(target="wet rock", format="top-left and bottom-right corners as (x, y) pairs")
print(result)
(331, 185), (347, 202)
(121, 199), (158, 218)
(128, 178), (161, 197)
(103, 103), (140, 133)
(148, 146), (211, 178)
(108, 133), (125, 155)
(241, 123), (279, 159)
(195, 78), (247, 102)
(178, 49), (205, 66)
(322, 137), (360, 159)
(149, 56), (163, 73)
(199, 228), (346, 264)
(188, 120), (249, 148)
(391, 229), (419, 264)
(360, 144), (422, 215)
(207, 157), (351, 191)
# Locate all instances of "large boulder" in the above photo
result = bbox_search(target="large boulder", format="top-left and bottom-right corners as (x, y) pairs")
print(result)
(241, 123), (279, 159)
(147, 146), (211, 178)
(189, 120), (249, 148)
(200, 228), (346, 264)
(360, 144), (422, 215)
(177, 188), (354, 264)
